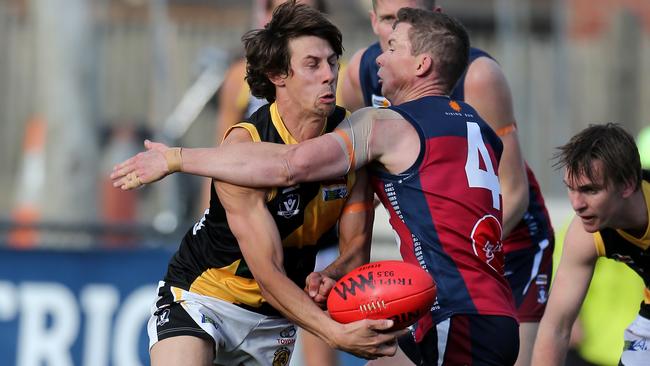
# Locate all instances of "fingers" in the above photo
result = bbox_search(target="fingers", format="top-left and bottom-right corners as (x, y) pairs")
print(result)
(304, 272), (322, 298)
(366, 319), (394, 332)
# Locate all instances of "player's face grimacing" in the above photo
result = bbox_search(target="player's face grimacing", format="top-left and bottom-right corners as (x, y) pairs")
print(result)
(282, 35), (339, 119)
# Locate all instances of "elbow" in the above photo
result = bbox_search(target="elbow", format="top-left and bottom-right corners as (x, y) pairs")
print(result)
(282, 147), (311, 185)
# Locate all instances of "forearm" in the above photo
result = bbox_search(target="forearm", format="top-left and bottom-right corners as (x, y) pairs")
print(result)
(498, 136), (529, 237)
(531, 320), (572, 366)
(500, 180), (529, 237)
(180, 145), (293, 187)
(180, 139), (349, 187)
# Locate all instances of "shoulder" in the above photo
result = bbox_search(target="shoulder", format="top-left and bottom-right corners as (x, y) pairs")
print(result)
(465, 56), (509, 94)
(564, 216), (599, 262)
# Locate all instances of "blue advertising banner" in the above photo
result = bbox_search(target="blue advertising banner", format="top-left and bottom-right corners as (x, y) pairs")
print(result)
(0, 247), (173, 366)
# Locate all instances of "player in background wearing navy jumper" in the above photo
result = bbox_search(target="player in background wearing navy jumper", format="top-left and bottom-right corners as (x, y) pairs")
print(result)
(339, 2), (554, 365)
(112, 9), (520, 365)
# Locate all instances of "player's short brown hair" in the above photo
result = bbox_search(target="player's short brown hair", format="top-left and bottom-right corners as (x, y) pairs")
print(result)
(555, 123), (642, 190)
(371, 0), (436, 11)
(395, 8), (469, 94)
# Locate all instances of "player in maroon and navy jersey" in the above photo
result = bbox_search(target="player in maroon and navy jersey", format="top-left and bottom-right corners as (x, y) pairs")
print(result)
(113, 9), (520, 365)
(341, 2), (555, 364)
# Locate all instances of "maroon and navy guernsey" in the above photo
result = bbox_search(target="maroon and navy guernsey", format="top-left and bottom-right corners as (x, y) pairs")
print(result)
(361, 44), (555, 319)
(370, 96), (518, 341)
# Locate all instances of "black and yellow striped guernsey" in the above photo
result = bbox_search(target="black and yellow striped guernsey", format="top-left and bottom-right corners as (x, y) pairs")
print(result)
(164, 103), (355, 316)
(593, 170), (650, 318)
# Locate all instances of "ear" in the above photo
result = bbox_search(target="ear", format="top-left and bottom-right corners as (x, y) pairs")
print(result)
(268, 72), (286, 87)
(620, 179), (637, 199)
(370, 10), (380, 35)
(415, 54), (433, 77)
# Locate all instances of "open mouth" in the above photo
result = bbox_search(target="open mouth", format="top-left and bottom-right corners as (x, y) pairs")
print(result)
(319, 92), (335, 104)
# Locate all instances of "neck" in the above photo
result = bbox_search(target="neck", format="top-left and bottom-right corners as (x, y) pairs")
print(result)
(274, 96), (327, 142)
(617, 188), (648, 237)
(390, 77), (449, 105)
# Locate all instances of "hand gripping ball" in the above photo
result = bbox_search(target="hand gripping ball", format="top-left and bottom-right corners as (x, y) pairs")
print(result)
(327, 260), (437, 330)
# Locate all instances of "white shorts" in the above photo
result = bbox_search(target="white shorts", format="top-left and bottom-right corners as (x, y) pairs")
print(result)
(620, 314), (650, 366)
(147, 281), (296, 366)
(314, 245), (339, 272)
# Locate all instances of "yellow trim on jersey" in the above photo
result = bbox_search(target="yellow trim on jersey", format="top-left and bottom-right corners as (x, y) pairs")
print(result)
(189, 260), (266, 308)
(226, 122), (261, 143)
(269, 103), (327, 145)
(225, 122), (277, 201)
(614, 181), (650, 250)
(593, 232), (606, 257)
(171, 286), (184, 302)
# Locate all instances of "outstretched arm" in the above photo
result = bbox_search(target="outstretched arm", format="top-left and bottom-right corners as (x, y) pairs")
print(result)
(464, 57), (529, 238)
(111, 108), (391, 190)
(531, 216), (598, 366)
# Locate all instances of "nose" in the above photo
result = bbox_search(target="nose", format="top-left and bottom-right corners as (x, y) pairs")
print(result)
(568, 191), (586, 213)
(376, 52), (384, 67)
(322, 62), (336, 85)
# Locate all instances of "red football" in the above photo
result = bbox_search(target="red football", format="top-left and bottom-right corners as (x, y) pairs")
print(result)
(327, 260), (437, 330)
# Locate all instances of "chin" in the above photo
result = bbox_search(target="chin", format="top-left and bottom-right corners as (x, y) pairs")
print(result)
(317, 104), (335, 117)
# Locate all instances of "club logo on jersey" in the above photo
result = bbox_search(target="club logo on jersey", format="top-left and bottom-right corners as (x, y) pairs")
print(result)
(277, 193), (300, 218)
(449, 100), (462, 112)
(272, 347), (291, 366)
(371, 94), (391, 108)
(322, 184), (348, 201)
(470, 215), (504, 273)
(536, 274), (548, 304)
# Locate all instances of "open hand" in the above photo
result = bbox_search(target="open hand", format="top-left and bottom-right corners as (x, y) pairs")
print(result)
(110, 140), (171, 190)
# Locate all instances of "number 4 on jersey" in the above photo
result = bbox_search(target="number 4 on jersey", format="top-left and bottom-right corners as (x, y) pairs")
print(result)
(464, 122), (501, 210)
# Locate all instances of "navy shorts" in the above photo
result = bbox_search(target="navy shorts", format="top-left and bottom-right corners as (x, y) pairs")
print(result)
(504, 236), (554, 322)
(399, 314), (519, 366)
